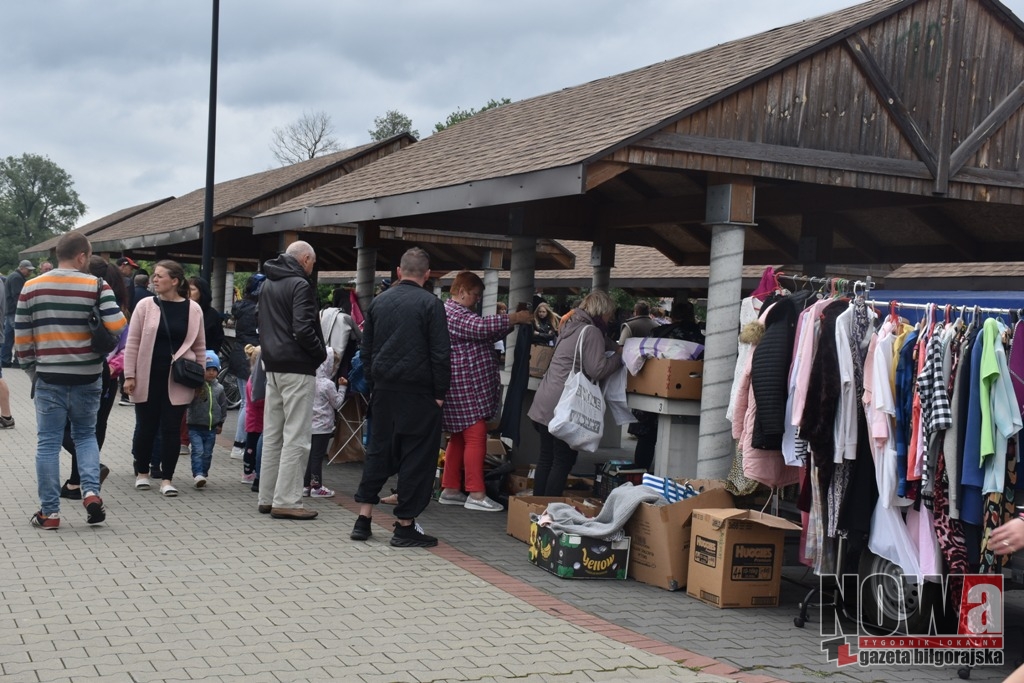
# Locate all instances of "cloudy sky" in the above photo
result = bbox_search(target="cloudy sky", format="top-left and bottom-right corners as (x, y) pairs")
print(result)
(3, 0), (1023, 225)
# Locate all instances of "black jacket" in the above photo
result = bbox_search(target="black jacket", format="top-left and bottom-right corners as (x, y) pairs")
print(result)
(750, 291), (811, 449)
(4, 269), (25, 312)
(361, 279), (450, 399)
(258, 254), (326, 376)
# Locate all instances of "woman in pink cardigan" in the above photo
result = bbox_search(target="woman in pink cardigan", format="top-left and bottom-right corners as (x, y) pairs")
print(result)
(124, 260), (206, 496)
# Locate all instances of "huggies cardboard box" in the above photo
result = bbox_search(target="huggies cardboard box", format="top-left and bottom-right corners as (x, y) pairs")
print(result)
(686, 508), (800, 608)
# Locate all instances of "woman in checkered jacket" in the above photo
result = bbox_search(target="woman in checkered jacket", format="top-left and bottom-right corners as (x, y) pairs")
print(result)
(437, 271), (531, 512)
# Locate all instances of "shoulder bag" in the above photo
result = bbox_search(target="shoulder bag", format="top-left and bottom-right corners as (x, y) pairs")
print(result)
(158, 298), (205, 388)
(88, 278), (120, 354)
(547, 326), (605, 452)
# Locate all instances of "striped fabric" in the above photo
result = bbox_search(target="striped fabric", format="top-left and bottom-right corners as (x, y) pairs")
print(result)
(14, 269), (126, 377)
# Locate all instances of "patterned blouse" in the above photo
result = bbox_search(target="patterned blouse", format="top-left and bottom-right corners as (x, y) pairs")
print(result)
(441, 297), (511, 433)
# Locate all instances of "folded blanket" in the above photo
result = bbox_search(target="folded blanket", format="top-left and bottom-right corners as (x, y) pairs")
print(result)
(622, 337), (704, 375)
(533, 483), (665, 541)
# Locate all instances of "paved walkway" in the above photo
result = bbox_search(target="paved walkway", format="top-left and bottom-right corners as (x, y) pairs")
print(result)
(1, 366), (1020, 683)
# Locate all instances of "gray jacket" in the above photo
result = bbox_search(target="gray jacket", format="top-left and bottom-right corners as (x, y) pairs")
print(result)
(527, 309), (622, 427)
(186, 379), (227, 430)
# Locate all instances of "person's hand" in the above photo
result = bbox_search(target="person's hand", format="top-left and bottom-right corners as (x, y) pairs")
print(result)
(990, 516), (1024, 555)
(508, 310), (532, 326)
(123, 378), (135, 395)
(215, 426), (222, 435)
(338, 377), (348, 386)
(435, 399), (443, 408)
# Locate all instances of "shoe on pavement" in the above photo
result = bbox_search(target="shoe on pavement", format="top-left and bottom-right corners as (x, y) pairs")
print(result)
(30, 511), (60, 530)
(60, 480), (82, 500)
(135, 476), (151, 490)
(258, 504), (272, 514)
(251, 478), (260, 493)
(240, 472), (256, 484)
(118, 397), (132, 406)
(83, 492), (105, 524)
(302, 487), (311, 498)
(309, 486), (335, 498)
(194, 475), (207, 489)
(0, 414), (14, 429)
(270, 507), (318, 520)
(438, 491), (468, 506)
(230, 444), (244, 460)
(100, 464), (110, 484)
(464, 495), (504, 512)
(179, 445), (190, 456)
(160, 484), (178, 497)
(350, 514), (372, 541)
(390, 521), (438, 548)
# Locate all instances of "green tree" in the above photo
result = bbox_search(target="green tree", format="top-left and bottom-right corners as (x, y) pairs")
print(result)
(368, 110), (418, 141)
(0, 153), (86, 270)
(433, 97), (511, 134)
(269, 110), (343, 166)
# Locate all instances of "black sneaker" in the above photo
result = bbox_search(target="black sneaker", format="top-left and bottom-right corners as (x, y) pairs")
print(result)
(250, 478), (260, 493)
(60, 480), (82, 500)
(83, 492), (105, 525)
(350, 515), (372, 541)
(0, 414), (14, 429)
(390, 521), (437, 548)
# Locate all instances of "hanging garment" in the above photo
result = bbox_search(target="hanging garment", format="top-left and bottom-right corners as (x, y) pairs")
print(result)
(983, 319), (1021, 494)
(961, 329), (986, 527)
(726, 296), (763, 424)
(894, 329), (920, 497)
(800, 300), (848, 464)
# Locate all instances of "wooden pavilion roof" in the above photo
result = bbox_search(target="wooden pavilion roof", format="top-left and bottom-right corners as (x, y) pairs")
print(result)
(255, 0), (1024, 268)
(20, 198), (173, 260)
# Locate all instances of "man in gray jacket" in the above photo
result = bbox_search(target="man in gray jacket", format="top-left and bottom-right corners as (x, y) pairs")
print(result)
(257, 241), (327, 520)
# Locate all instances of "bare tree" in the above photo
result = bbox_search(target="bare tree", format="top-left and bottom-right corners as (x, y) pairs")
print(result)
(269, 110), (343, 165)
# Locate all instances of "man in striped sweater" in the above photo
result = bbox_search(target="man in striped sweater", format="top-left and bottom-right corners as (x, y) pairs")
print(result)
(15, 233), (127, 530)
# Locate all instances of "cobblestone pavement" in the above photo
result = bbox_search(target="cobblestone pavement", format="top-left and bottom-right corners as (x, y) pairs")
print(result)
(1, 366), (1020, 683)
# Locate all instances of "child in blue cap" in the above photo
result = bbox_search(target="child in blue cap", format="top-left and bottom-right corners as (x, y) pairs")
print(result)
(186, 350), (228, 488)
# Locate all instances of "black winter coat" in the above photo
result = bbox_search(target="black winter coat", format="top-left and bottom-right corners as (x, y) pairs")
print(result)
(258, 254), (326, 376)
(750, 291), (811, 449)
(361, 279), (450, 399)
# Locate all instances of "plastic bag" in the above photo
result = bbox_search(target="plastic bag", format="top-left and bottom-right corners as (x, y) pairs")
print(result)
(548, 328), (605, 452)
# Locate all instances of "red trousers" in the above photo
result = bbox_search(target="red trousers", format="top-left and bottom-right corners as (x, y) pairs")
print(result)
(441, 420), (488, 493)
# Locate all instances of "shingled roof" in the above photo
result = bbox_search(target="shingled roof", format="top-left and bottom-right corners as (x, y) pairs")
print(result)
(20, 197), (173, 259)
(258, 0), (906, 227)
(85, 140), (384, 251)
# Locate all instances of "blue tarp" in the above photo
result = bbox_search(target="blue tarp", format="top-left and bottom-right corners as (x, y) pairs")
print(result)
(867, 289), (1024, 322)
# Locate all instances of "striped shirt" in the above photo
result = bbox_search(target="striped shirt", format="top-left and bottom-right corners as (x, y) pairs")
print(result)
(14, 269), (127, 380)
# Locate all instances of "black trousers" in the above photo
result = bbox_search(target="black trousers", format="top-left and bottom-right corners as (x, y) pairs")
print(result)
(532, 421), (578, 496)
(65, 367), (117, 485)
(354, 390), (441, 521)
(133, 381), (188, 481)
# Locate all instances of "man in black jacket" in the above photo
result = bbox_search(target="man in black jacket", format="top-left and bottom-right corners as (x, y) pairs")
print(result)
(257, 241), (327, 520)
(351, 247), (451, 547)
(2, 259), (34, 367)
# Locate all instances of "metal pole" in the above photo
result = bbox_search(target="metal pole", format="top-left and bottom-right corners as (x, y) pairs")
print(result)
(201, 0), (219, 282)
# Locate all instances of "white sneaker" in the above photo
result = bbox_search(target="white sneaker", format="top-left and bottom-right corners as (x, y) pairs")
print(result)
(464, 495), (503, 512)
(179, 445), (190, 456)
(194, 475), (207, 489)
(230, 446), (244, 460)
(309, 486), (335, 498)
(240, 472), (256, 484)
(302, 487), (311, 497)
(437, 491), (468, 506)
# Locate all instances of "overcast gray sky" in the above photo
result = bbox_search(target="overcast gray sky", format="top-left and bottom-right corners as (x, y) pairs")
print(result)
(3, 0), (1022, 225)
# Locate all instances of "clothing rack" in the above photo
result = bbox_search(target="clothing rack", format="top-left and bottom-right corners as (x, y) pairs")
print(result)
(864, 299), (1014, 316)
(775, 273), (875, 296)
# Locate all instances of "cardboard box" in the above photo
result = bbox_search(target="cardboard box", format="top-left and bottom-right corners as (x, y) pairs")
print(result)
(686, 508), (801, 608)
(486, 438), (508, 457)
(506, 496), (575, 543)
(529, 522), (630, 579)
(529, 345), (554, 377)
(626, 481), (734, 591)
(507, 475), (532, 495)
(626, 358), (703, 400)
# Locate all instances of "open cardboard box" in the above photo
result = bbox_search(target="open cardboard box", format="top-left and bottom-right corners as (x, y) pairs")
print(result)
(506, 495), (599, 543)
(625, 479), (733, 591)
(686, 508), (801, 608)
(626, 358), (703, 400)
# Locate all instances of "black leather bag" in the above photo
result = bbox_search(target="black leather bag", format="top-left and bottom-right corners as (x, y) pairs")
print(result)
(171, 357), (205, 388)
(158, 297), (205, 388)
(88, 279), (119, 355)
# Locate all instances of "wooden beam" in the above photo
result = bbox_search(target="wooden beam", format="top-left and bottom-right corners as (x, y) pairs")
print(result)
(751, 218), (799, 260)
(931, 0), (967, 195)
(949, 79), (1024, 176)
(909, 206), (980, 260)
(640, 229), (691, 266)
(617, 172), (662, 200)
(828, 215), (885, 263)
(583, 161), (630, 191)
(637, 132), (933, 180)
(843, 35), (938, 177)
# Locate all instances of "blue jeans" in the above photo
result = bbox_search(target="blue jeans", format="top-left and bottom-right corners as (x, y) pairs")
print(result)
(189, 428), (216, 477)
(1, 313), (14, 364)
(36, 376), (102, 514)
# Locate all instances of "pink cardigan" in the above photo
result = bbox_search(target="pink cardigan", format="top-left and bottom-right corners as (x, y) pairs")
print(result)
(125, 296), (206, 405)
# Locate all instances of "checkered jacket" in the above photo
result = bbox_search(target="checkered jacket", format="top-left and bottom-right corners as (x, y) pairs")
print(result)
(441, 298), (511, 433)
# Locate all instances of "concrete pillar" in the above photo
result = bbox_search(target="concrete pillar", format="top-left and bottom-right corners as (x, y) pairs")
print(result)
(211, 257), (227, 313)
(482, 249), (502, 314)
(505, 236), (536, 371)
(223, 262), (236, 312)
(590, 242), (615, 292)
(355, 225), (379, 315)
(697, 177), (755, 479)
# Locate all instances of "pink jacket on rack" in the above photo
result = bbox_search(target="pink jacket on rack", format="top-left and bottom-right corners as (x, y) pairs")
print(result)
(124, 296), (206, 405)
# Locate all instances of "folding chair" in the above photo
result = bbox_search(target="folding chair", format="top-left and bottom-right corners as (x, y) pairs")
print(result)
(328, 391), (369, 465)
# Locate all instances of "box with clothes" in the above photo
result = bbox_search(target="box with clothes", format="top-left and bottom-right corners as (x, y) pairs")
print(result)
(626, 359), (703, 400)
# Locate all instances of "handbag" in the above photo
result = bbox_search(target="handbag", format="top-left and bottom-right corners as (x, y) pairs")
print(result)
(88, 278), (120, 354)
(158, 298), (205, 388)
(547, 326), (605, 452)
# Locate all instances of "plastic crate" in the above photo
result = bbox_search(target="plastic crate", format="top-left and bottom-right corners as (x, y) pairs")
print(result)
(592, 462), (647, 500)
